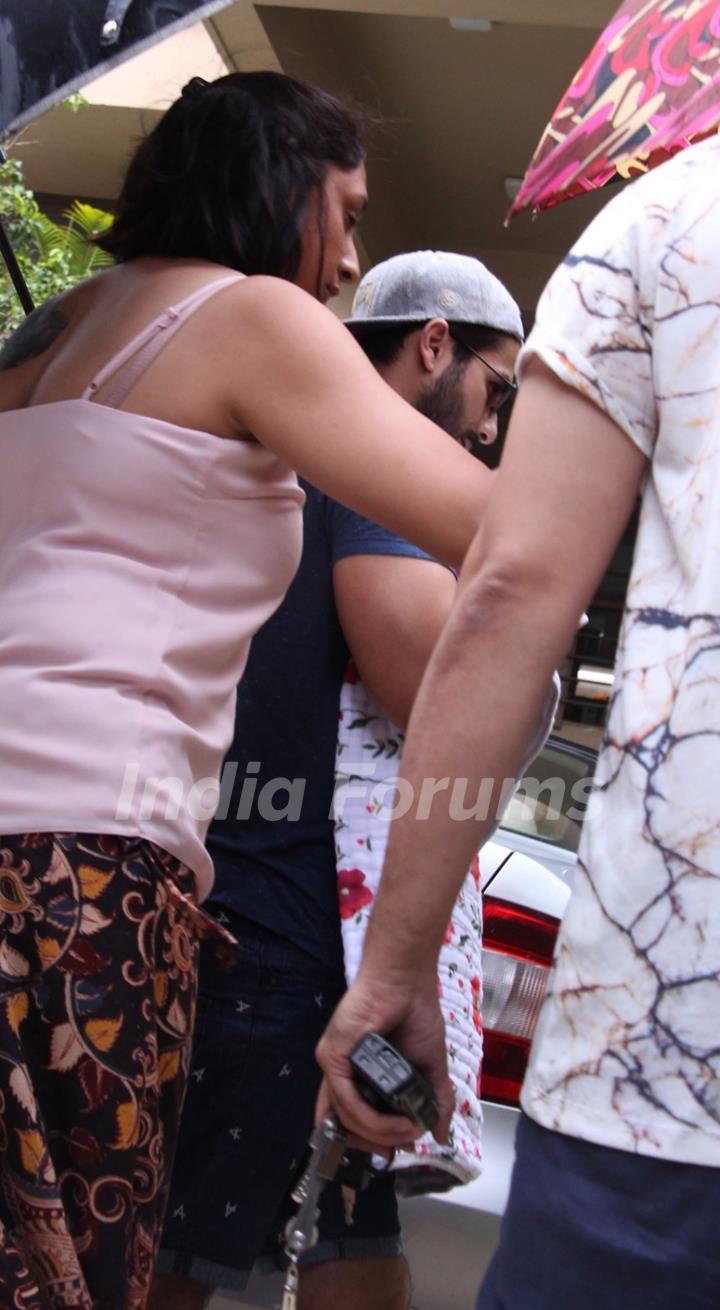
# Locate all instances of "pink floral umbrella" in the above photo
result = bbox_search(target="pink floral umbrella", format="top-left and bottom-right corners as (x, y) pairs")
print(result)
(508, 0), (720, 220)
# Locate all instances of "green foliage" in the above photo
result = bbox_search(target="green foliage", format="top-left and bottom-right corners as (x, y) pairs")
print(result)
(0, 156), (113, 338)
(63, 93), (89, 114)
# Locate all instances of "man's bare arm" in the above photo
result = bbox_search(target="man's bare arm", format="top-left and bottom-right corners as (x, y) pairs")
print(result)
(333, 554), (456, 728)
(0, 297), (67, 371)
(316, 359), (648, 1142)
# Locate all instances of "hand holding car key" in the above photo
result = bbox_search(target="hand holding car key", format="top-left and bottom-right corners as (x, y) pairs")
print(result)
(281, 1032), (439, 1310)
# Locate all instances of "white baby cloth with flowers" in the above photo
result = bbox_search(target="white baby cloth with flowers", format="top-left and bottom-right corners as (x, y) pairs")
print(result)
(334, 665), (484, 1189)
(334, 663), (561, 1192)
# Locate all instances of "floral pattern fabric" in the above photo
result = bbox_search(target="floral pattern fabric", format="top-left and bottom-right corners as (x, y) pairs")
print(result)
(0, 833), (205, 1310)
(334, 667), (484, 1187)
(510, 0), (720, 218)
(520, 136), (720, 1168)
(334, 661), (560, 1189)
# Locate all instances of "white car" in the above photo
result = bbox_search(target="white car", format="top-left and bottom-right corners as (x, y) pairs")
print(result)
(396, 736), (597, 1308)
(216, 738), (597, 1310)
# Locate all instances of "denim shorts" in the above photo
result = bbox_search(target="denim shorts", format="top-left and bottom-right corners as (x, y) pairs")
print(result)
(476, 1112), (720, 1310)
(157, 915), (401, 1293)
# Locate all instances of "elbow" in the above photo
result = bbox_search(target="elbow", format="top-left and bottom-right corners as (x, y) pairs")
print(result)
(457, 557), (538, 627)
(447, 555), (563, 653)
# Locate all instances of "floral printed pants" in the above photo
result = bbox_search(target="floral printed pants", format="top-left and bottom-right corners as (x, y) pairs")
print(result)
(0, 833), (202, 1310)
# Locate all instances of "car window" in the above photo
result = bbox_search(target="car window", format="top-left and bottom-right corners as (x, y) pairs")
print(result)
(498, 739), (597, 854)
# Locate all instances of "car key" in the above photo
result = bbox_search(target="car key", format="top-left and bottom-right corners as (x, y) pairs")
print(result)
(284, 1115), (348, 1254)
(336, 1146), (377, 1228)
(340, 1032), (439, 1227)
(281, 1115), (348, 1309)
(350, 1031), (440, 1132)
(281, 1033), (438, 1306)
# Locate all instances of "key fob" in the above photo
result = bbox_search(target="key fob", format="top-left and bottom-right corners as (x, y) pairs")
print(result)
(350, 1032), (439, 1131)
(336, 1147), (375, 1193)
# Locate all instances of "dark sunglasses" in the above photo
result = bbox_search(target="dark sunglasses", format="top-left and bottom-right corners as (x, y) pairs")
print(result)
(449, 329), (517, 414)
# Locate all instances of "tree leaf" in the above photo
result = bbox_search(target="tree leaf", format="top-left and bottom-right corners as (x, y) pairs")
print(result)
(63, 938), (109, 977)
(84, 1015), (123, 1053)
(34, 933), (61, 967)
(158, 1050), (180, 1085)
(80, 903), (112, 935)
(9, 1067), (36, 1117)
(46, 845), (73, 884)
(77, 864), (113, 901)
(114, 1101), (140, 1150)
(16, 1129), (48, 1178)
(166, 997), (188, 1036)
(48, 1022), (84, 1072)
(77, 1056), (114, 1111)
(0, 153), (114, 337)
(45, 894), (78, 932)
(68, 1125), (104, 1166)
(73, 979), (107, 1016)
(5, 992), (28, 1036)
(154, 971), (168, 1008)
(0, 941), (29, 978)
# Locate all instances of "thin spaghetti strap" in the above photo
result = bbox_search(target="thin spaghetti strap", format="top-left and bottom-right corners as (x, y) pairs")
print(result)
(81, 274), (244, 407)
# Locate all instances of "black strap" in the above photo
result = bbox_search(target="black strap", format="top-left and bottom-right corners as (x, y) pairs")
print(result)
(0, 216), (34, 316)
(101, 0), (138, 47)
(0, 150), (34, 316)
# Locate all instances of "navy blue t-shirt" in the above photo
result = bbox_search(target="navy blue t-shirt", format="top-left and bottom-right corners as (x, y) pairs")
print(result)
(205, 481), (432, 971)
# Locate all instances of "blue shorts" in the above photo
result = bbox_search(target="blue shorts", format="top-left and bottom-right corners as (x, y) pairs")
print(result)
(157, 915), (401, 1293)
(477, 1112), (720, 1310)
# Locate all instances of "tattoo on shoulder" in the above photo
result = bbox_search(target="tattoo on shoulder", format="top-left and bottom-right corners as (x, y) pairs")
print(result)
(0, 298), (68, 371)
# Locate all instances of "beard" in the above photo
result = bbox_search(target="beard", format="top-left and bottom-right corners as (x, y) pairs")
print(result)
(414, 356), (483, 457)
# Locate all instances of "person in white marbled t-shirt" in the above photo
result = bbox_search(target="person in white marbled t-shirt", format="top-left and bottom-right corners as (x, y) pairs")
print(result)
(317, 136), (720, 1309)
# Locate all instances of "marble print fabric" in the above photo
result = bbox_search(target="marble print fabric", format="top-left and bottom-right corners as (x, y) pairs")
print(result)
(520, 136), (720, 1167)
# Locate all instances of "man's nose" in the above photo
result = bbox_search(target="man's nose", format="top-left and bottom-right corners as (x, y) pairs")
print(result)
(339, 238), (361, 285)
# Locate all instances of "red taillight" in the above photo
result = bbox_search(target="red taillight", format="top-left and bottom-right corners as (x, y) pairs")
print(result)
(480, 895), (560, 1108)
(483, 898), (558, 963)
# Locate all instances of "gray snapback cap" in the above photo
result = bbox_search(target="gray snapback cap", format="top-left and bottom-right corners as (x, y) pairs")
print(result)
(345, 250), (523, 341)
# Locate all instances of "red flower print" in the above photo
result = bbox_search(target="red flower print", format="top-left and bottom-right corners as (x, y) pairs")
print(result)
(471, 976), (483, 1035)
(443, 920), (455, 945)
(338, 868), (374, 920)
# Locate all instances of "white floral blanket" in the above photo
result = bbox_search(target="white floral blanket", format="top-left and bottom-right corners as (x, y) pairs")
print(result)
(334, 664), (561, 1193)
(334, 666), (484, 1189)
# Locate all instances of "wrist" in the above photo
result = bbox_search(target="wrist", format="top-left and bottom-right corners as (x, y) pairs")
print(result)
(355, 950), (439, 1002)
(361, 917), (441, 986)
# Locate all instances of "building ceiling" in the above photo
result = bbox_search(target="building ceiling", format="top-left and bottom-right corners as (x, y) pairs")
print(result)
(14, 0), (624, 317)
(253, 4), (621, 312)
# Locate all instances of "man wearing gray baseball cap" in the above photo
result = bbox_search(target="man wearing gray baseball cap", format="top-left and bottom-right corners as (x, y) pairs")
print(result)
(155, 251), (521, 1310)
(346, 250), (522, 458)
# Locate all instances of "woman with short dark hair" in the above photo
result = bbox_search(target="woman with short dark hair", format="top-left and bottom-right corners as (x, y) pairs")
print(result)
(0, 71), (492, 1309)
(100, 71), (367, 286)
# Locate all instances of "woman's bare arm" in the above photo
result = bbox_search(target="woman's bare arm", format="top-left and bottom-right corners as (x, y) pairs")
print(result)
(222, 276), (494, 568)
